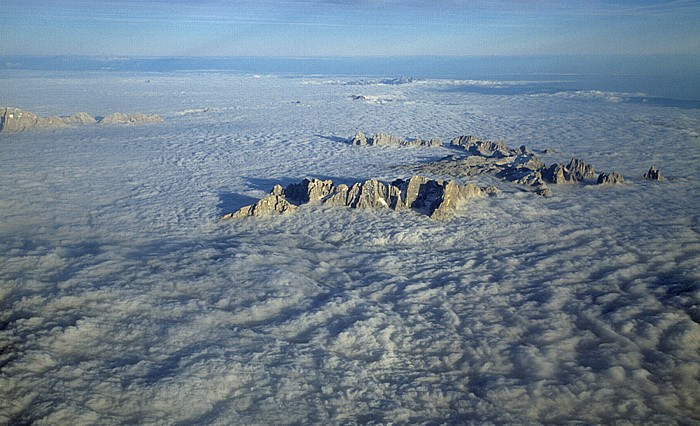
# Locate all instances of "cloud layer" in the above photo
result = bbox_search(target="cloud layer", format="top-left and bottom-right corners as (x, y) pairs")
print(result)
(1, 71), (699, 424)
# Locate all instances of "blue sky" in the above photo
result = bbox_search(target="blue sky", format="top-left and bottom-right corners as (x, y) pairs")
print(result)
(2, 0), (699, 57)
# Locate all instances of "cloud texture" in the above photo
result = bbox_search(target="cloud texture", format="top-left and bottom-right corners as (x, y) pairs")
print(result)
(1, 71), (699, 424)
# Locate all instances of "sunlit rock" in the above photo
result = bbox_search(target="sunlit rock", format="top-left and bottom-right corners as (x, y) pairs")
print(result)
(566, 158), (597, 181)
(224, 175), (490, 220)
(543, 159), (596, 184)
(61, 112), (97, 125)
(450, 135), (511, 157)
(350, 131), (442, 147)
(283, 178), (335, 203)
(597, 172), (625, 185)
(0, 107), (66, 132)
(1, 106), (163, 132)
(350, 131), (368, 146)
(222, 195), (296, 219)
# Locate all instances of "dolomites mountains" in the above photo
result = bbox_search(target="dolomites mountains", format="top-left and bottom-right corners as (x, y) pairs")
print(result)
(225, 131), (667, 220)
(0, 107), (163, 132)
(223, 176), (497, 221)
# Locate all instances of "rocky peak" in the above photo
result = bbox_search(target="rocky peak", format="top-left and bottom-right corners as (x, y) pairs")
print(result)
(223, 175), (494, 221)
(597, 172), (625, 185)
(643, 166), (663, 181)
(450, 136), (511, 157)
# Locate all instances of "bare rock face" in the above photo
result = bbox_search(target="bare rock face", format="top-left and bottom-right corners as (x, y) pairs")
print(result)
(643, 166), (663, 181)
(1, 106), (163, 132)
(61, 112), (97, 125)
(283, 178), (335, 203)
(543, 159), (596, 184)
(350, 131), (368, 146)
(99, 112), (164, 125)
(450, 136), (511, 157)
(597, 172), (625, 185)
(566, 158), (596, 181)
(543, 163), (569, 184)
(449, 135), (480, 148)
(347, 178), (395, 209)
(223, 176), (490, 220)
(431, 180), (484, 220)
(423, 138), (443, 147)
(350, 131), (442, 147)
(222, 195), (296, 219)
(370, 133), (405, 146)
(496, 154), (546, 185)
(406, 134), (626, 197)
(1, 107), (67, 132)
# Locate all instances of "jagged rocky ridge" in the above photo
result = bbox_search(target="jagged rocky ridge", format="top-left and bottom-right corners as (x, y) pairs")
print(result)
(356, 132), (629, 196)
(0, 107), (163, 132)
(350, 131), (442, 147)
(345, 76), (417, 86)
(223, 176), (497, 220)
(226, 132), (662, 220)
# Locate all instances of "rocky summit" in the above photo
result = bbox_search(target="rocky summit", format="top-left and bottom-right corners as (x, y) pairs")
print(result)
(405, 134), (628, 196)
(223, 176), (496, 220)
(597, 172), (625, 185)
(450, 135), (512, 158)
(1, 106), (163, 132)
(643, 166), (664, 181)
(350, 131), (441, 147)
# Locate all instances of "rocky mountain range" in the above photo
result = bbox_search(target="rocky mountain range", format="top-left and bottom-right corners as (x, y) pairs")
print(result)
(1, 107), (163, 132)
(225, 132), (665, 220)
(223, 176), (498, 220)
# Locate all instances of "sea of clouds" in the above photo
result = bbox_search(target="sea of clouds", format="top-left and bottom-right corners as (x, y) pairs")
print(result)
(1, 72), (699, 424)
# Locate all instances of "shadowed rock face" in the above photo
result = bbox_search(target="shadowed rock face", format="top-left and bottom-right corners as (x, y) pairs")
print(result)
(223, 130), (642, 221)
(223, 176), (496, 220)
(644, 166), (664, 181)
(450, 135), (511, 158)
(410, 134), (627, 195)
(598, 172), (625, 185)
(542, 159), (596, 184)
(1, 106), (163, 132)
(351, 132), (627, 194)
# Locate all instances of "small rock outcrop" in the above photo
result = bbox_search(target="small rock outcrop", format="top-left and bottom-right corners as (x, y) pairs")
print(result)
(597, 172), (625, 185)
(223, 176), (495, 221)
(450, 135), (511, 157)
(542, 159), (596, 184)
(221, 195), (296, 219)
(643, 166), (663, 181)
(350, 131), (368, 146)
(1, 106), (163, 132)
(350, 132), (442, 147)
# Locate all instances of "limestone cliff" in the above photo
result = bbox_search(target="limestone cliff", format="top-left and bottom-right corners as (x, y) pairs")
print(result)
(223, 176), (496, 220)
(1, 106), (163, 132)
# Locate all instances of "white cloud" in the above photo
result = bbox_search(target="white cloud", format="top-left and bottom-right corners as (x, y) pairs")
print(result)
(1, 70), (699, 424)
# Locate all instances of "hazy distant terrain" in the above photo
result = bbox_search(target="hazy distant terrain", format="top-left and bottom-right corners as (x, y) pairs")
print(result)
(1, 70), (699, 424)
